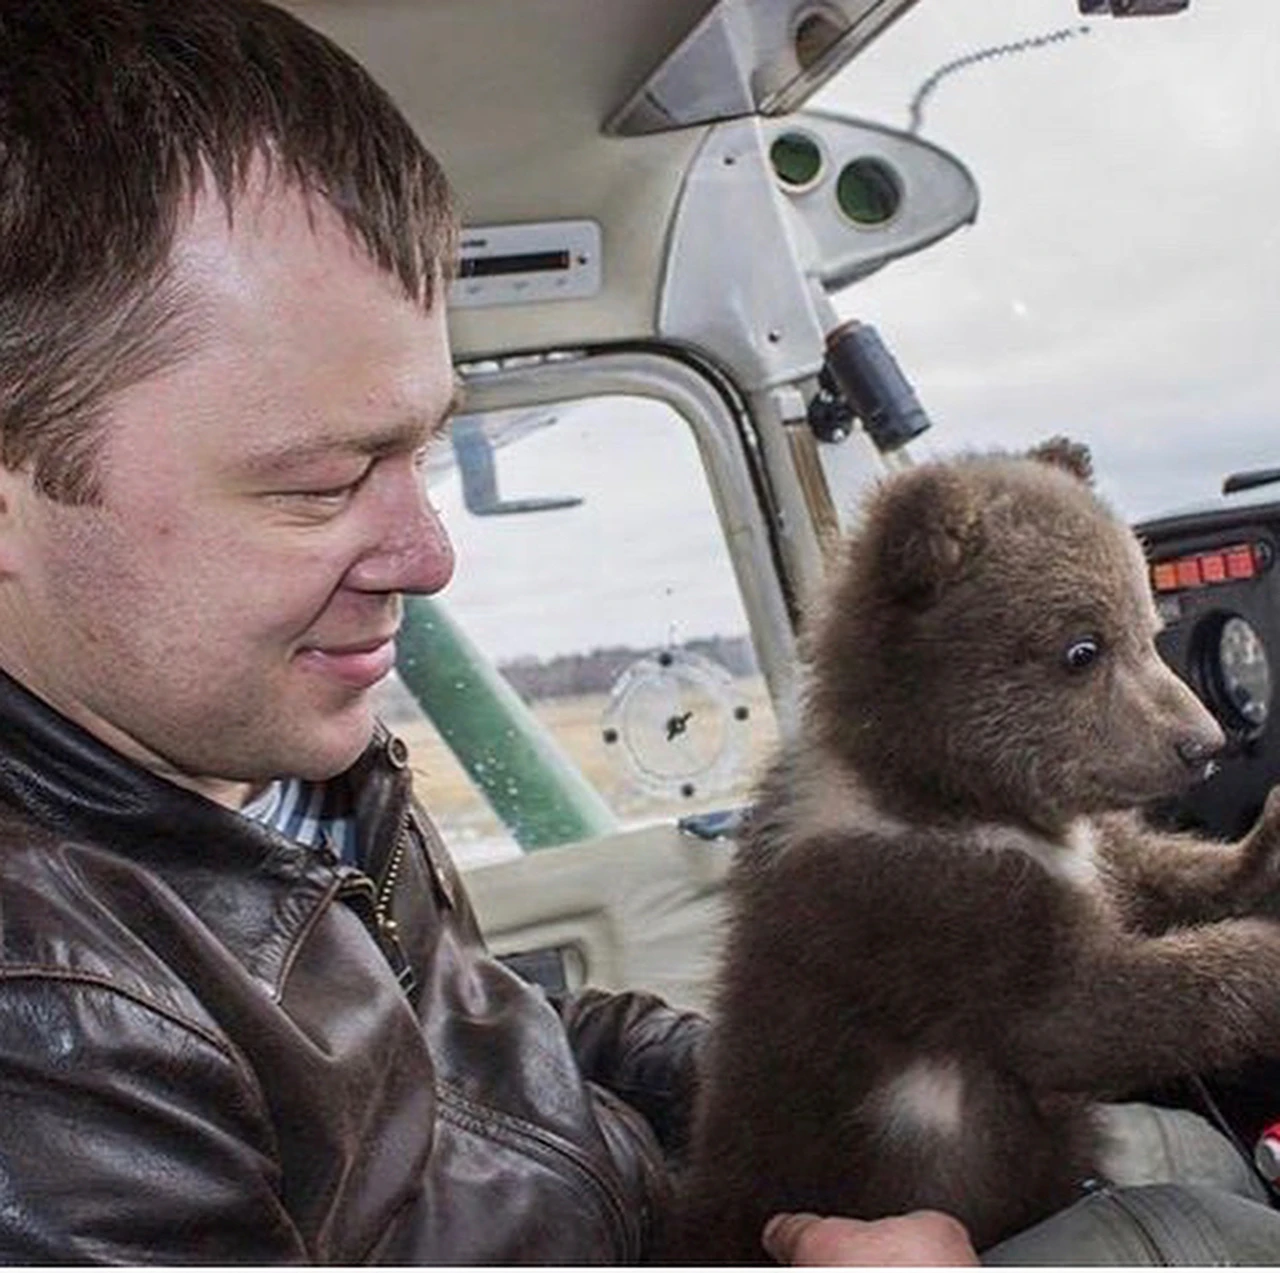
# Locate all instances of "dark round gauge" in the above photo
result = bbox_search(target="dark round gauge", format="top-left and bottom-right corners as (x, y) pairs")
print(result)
(1202, 614), (1271, 731)
(835, 157), (901, 226)
(770, 132), (824, 190)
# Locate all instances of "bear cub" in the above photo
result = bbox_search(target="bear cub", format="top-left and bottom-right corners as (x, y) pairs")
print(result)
(676, 441), (1280, 1261)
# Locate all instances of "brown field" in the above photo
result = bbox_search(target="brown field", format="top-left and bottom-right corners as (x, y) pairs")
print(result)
(393, 678), (779, 861)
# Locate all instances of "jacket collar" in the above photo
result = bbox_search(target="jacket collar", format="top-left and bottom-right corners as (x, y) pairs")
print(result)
(0, 664), (410, 878)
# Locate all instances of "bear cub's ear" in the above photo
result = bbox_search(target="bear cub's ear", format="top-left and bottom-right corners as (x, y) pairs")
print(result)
(874, 466), (984, 608)
(1026, 435), (1094, 485)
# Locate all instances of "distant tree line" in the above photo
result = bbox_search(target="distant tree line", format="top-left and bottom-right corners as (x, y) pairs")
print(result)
(500, 634), (757, 702)
(378, 634), (759, 721)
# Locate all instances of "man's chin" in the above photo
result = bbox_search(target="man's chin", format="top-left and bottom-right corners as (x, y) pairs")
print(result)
(290, 705), (379, 782)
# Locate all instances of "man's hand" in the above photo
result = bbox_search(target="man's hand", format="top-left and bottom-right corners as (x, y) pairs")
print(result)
(762, 1210), (979, 1266)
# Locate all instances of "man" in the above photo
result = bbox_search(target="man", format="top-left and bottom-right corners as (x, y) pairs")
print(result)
(0, 1), (706, 1261)
(0, 1), (1277, 1266)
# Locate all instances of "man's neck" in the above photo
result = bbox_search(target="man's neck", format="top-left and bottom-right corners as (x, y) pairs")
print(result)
(0, 653), (263, 808)
(163, 770), (260, 811)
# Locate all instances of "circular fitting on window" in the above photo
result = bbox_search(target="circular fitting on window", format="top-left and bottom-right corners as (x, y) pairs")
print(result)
(836, 157), (902, 226)
(770, 131), (824, 191)
(1197, 613), (1272, 734)
(600, 649), (750, 799)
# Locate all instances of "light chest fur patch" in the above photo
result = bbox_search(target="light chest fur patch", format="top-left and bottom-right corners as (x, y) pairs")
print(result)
(874, 1058), (966, 1141)
(786, 755), (1100, 892)
(970, 818), (1100, 889)
(785, 749), (909, 843)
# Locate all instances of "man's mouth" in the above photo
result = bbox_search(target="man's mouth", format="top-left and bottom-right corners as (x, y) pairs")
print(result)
(295, 634), (398, 690)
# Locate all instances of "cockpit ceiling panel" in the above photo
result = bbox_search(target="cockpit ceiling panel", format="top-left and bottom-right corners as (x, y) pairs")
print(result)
(609, 0), (922, 135)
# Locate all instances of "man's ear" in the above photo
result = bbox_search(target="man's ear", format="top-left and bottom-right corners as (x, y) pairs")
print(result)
(866, 465), (984, 608)
(1026, 435), (1094, 485)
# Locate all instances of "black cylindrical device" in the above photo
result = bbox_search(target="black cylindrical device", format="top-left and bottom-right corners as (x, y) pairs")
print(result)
(823, 319), (931, 453)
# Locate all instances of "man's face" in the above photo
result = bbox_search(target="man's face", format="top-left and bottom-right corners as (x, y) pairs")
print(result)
(0, 181), (457, 806)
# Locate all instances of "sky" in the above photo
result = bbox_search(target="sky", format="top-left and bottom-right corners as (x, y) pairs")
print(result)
(814, 0), (1280, 522)
(432, 0), (1280, 663)
(428, 396), (756, 663)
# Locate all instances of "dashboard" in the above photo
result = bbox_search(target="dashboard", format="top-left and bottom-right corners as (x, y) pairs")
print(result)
(1139, 500), (1280, 840)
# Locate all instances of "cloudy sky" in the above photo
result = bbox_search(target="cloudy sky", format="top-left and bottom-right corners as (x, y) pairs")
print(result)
(816, 0), (1280, 522)
(433, 0), (1280, 663)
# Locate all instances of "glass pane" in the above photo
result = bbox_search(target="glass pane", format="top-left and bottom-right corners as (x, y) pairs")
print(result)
(815, 0), (1280, 522)
(376, 395), (778, 866)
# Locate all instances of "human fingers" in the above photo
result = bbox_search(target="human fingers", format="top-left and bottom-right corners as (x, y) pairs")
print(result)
(762, 1209), (979, 1266)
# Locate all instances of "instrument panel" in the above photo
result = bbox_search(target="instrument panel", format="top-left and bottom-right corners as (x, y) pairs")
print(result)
(1139, 501), (1280, 840)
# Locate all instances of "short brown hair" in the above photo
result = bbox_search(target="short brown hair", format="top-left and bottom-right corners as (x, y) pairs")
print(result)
(0, 0), (457, 503)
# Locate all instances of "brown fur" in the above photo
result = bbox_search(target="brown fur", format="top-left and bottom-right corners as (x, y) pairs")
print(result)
(674, 446), (1280, 1261)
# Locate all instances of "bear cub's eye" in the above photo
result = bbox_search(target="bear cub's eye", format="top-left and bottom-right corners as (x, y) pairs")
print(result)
(1063, 636), (1102, 672)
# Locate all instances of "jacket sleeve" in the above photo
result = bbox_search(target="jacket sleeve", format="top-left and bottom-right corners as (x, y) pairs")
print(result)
(0, 974), (307, 1264)
(554, 986), (708, 1159)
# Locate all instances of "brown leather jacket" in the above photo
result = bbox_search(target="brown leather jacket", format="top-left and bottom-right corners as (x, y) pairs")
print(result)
(0, 669), (705, 1263)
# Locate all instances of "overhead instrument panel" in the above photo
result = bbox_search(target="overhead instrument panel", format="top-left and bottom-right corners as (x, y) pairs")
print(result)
(450, 221), (603, 310)
(608, 0), (921, 134)
(765, 110), (979, 291)
(657, 110), (977, 391)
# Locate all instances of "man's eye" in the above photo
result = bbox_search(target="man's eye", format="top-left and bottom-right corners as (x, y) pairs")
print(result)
(299, 482), (359, 504)
(284, 465), (373, 506)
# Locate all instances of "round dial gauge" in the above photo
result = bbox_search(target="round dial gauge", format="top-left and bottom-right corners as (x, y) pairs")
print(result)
(1210, 615), (1271, 731)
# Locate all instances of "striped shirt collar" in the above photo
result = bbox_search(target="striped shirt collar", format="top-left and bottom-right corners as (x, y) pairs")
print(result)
(242, 776), (358, 865)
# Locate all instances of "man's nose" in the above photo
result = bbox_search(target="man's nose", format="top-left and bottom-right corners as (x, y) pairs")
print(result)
(349, 471), (455, 596)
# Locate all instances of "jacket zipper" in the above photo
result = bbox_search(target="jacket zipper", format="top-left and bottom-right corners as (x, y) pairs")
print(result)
(373, 809), (410, 940)
(335, 858), (416, 996)
(437, 1083), (642, 1262)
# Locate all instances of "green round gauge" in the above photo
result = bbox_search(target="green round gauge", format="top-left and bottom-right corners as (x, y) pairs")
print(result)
(836, 157), (902, 226)
(770, 132), (824, 190)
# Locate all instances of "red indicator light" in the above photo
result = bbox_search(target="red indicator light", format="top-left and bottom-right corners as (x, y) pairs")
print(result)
(1199, 553), (1227, 583)
(1226, 545), (1256, 579)
(1175, 558), (1202, 588)
(1148, 541), (1266, 591)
